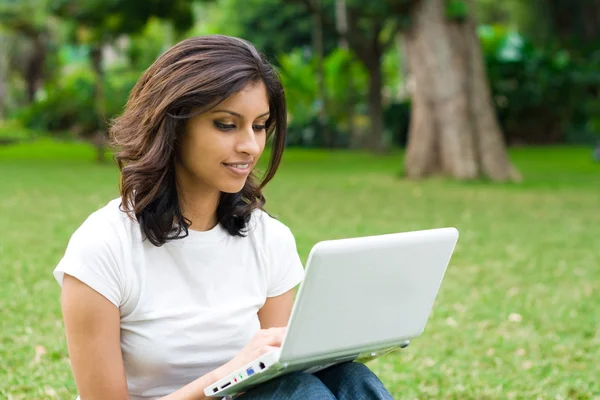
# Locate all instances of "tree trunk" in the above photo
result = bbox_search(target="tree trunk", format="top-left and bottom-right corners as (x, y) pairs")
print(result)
(0, 33), (9, 120)
(90, 45), (107, 163)
(335, 0), (359, 148)
(25, 34), (47, 103)
(335, 0), (349, 49)
(365, 55), (385, 152)
(465, 0), (519, 180)
(402, 33), (439, 176)
(404, 0), (519, 181)
(312, 0), (333, 148)
(345, 61), (360, 149)
(341, 10), (387, 152)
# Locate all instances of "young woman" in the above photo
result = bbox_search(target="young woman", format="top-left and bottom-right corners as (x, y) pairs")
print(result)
(55, 35), (393, 400)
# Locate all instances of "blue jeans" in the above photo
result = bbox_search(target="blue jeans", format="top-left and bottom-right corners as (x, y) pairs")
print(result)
(236, 362), (393, 399)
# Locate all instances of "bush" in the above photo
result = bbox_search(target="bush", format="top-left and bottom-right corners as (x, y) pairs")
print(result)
(479, 25), (600, 145)
(17, 63), (140, 138)
(278, 47), (369, 147)
(17, 64), (96, 136)
(384, 101), (411, 147)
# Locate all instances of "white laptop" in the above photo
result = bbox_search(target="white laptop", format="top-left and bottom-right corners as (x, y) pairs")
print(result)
(205, 227), (459, 397)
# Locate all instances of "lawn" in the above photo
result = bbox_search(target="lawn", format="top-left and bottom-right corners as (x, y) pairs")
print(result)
(0, 140), (599, 399)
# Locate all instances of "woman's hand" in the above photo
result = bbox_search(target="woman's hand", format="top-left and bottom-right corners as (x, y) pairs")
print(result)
(224, 327), (286, 373)
(161, 327), (287, 399)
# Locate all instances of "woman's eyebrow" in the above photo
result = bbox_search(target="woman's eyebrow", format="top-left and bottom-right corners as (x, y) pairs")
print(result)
(211, 110), (270, 118)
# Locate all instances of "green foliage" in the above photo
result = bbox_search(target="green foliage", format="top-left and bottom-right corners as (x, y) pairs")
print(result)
(198, 0), (337, 61)
(16, 62), (139, 136)
(474, 0), (537, 32)
(7, 0), (600, 150)
(446, 0), (469, 21)
(0, 119), (44, 143)
(126, 17), (175, 71)
(344, 0), (414, 22)
(384, 101), (411, 147)
(104, 68), (141, 119)
(50, 0), (194, 43)
(17, 64), (95, 135)
(536, 0), (600, 56)
(10, 0), (192, 136)
(44, 0), (196, 143)
(0, 0), (63, 107)
(278, 47), (371, 146)
(278, 49), (318, 129)
(324, 48), (369, 103)
(278, 41), (408, 148)
(0, 0), (51, 33)
(323, 48), (368, 123)
(382, 41), (403, 99)
(479, 25), (600, 144)
(340, 0), (410, 55)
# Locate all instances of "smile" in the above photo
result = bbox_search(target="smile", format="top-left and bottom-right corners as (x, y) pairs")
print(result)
(223, 163), (251, 175)
(225, 163), (249, 168)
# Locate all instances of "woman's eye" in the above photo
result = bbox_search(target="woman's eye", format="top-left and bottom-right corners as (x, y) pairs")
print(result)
(215, 121), (235, 131)
(253, 125), (266, 132)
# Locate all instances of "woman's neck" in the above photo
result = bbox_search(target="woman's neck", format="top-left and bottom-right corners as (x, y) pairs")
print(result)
(177, 188), (220, 232)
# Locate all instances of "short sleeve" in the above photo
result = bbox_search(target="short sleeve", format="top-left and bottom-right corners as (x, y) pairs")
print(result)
(53, 215), (124, 308)
(266, 224), (305, 298)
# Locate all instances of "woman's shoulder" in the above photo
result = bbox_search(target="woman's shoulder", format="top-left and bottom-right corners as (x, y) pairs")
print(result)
(55, 198), (136, 307)
(70, 197), (139, 249)
(247, 209), (304, 295)
(248, 209), (296, 245)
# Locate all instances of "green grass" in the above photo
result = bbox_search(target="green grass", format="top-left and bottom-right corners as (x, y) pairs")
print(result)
(1, 139), (599, 399)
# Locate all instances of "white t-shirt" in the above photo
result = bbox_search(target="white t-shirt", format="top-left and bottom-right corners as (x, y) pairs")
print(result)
(53, 198), (304, 399)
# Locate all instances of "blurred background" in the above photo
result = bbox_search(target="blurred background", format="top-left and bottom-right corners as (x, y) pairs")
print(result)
(0, 0), (599, 399)
(1, 0), (600, 164)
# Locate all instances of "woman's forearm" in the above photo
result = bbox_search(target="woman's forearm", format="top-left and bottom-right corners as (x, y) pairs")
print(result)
(159, 362), (232, 400)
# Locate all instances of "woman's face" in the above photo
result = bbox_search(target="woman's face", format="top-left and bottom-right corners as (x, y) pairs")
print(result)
(176, 81), (269, 197)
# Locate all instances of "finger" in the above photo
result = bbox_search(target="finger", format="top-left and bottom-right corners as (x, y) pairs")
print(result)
(265, 327), (286, 338)
(256, 327), (284, 341)
(258, 345), (281, 356)
(266, 326), (286, 333)
(264, 332), (285, 347)
(253, 328), (286, 349)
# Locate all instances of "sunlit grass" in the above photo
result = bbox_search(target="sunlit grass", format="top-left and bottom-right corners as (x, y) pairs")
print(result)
(1, 139), (599, 399)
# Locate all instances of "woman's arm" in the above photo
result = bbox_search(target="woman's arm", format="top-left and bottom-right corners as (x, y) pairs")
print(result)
(61, 274), (129, 400)
(257, 288), (296, 329)
(62, 275), (285, 400)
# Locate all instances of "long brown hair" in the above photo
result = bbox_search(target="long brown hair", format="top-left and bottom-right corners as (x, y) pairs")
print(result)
(109, 35), (287, 246)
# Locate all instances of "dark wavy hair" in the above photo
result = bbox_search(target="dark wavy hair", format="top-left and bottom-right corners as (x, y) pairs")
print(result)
(109, 35), (287, 246)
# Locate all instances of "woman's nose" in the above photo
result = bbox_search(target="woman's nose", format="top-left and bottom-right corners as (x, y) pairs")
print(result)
(236, 127), (261, 156)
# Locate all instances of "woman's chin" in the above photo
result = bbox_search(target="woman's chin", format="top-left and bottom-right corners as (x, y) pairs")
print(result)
(220, 182), (247, 194)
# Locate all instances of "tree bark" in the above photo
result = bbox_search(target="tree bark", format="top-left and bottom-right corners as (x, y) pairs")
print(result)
(404, 0), (519, 181)
(311, 0), (333, 148)
(335, 0), (349, 49)
(342, 10), (387, 152)
(25, 34), (47, 103)
(335, 0), (359, 148)
(465, 0), (518, 180)
(0, 33), (9, 120)
(364, 55), (385, 152)
(403, 33), (439, 176)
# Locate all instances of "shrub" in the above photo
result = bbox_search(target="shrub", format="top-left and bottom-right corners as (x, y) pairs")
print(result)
(480, 25), (600, 145)
(17, 63), (140, 138)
